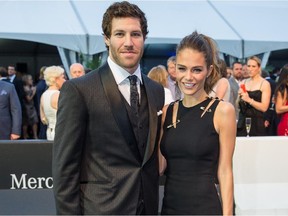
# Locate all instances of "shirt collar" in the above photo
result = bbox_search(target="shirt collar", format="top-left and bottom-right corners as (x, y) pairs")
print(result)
(108, 57), (142, 85)
(9, 74), (16, 81)
(168, 75), (176, 84)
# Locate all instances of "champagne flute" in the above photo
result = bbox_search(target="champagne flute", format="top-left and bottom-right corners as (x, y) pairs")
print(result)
(245, 117), (251, 137)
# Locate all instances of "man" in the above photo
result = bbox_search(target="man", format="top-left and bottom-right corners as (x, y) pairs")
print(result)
(7, 65), (25, 103)
(0, 67), (10, 82)
(229, 61), (243, 119)
(242, 63), (250, 79)
(69, 63), (85, 79)
(53, 1), (164, 215)
(166, 56), (182, 100)
(0, 70), (22, 140)
(35, 66), (48, 139)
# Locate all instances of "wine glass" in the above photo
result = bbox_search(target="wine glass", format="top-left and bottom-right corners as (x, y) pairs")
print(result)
(245, 117), (251, 137)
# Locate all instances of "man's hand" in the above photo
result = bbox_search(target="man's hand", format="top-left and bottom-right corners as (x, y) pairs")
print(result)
(10, 134), (20, 140)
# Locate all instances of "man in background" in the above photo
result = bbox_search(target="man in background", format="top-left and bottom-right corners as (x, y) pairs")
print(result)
(0, 67), (22, 140)
(69, 63), (85, 79)
(7, 65), (25, 105)
(229, 61), (243, 119)
(166, 56), (182, 101)
(35, 66), (48, 139)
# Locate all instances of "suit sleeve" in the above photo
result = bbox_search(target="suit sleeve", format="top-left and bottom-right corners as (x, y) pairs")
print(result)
(52, 81), (87, 215)
(10, 85), (22, 135)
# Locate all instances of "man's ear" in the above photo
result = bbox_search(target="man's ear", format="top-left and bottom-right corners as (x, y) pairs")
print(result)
(104, 35), (110, 47)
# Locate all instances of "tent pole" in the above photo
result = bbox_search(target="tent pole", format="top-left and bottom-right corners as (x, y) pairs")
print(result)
(241, 39), (245, 63)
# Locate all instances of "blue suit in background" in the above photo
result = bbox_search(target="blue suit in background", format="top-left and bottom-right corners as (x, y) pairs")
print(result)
(0, 80), (22, 139)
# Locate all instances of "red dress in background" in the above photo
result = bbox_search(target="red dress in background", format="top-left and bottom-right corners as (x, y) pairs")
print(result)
(277, 101), (288, 136)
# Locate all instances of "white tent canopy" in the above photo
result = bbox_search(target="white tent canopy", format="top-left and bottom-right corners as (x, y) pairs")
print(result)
(0, 0), (288, 68)
(211, 1), (288, 58)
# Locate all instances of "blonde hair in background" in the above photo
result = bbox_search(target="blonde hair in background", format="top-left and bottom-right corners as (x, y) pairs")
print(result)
(39, 66), (47, 80)
(248, 56), (262, 67)
(44, 66), (64, 86)
(147, 65), (168, 88)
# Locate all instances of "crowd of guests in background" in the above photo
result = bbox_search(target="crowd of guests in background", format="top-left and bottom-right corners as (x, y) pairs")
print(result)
(0, 63), (87, 140)
(0, 54), (288, 140)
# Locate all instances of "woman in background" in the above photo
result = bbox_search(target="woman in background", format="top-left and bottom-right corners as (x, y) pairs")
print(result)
(22, 74), (38, 139)
(275, 65), (288, 135)
(209, 59), (231, 102)
(237, 56), (271, 136)
(40, 66), (65, 141)
(148, 65), (174, 105)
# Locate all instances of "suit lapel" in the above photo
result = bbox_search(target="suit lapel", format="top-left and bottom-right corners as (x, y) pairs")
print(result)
(142, 76), (159, 166)
(99, 64), (142, 163)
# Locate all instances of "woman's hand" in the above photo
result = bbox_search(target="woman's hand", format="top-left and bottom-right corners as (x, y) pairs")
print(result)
(238, 89), (251, 103)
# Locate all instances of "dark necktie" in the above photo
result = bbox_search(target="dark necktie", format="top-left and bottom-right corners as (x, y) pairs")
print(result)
(128, 75), (139, 116)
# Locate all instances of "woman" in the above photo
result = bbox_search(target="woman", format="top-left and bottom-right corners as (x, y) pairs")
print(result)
(159, 31), (236, 215)
(209, 59), (231, 101)
(237, 56), (271, 136)
(40, 66), (65, 141)
(22, 74), (38, 139)
(275, 65), (288, 135)
(147, 65), (174, 105)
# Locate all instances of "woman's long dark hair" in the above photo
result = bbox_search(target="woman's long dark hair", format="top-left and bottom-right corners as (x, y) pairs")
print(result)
(275, 64), (288, 102)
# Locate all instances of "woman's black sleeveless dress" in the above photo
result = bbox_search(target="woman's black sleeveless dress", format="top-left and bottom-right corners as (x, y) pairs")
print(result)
(237, 90), (266, 136)
(160, 98), (222, 215)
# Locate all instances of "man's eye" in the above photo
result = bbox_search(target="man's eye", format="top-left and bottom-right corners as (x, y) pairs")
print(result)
(115, 32), (124, 37)
(131, 32), (142, 37)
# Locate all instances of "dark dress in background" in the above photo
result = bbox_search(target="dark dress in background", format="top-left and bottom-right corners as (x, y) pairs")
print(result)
(160, 98), (222, 215)
(23, 86), (38, 126)
(237, 90), (266, 136)
(36, 79), (47, 139)
(277, 101), (288, 135)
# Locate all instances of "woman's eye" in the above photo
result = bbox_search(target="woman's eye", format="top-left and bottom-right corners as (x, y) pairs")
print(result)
(177, 67), (185, 72)
(193, 68), (202, 73)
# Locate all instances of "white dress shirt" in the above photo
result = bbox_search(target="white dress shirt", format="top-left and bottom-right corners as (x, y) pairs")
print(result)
(108, 57), (142, 105)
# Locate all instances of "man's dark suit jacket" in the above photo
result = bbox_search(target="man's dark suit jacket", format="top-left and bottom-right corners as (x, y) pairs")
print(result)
(0, 80), (22, 139)
(11, 76), (25, 109)
(53, 63), (164, 215)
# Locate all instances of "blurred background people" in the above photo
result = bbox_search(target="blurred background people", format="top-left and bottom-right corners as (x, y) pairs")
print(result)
(237, 56), (271, 136)
(209, 59), (230, 101)
(36, 66), (48, 139)
(0, 67), (10, 82)
(40, 66), (66, 141)
(70, 63), (85, 79)
(148, 65), (174, 105)
(166, 56), (182, 101)
(242, 63), (250, 80)
(0, 74), (22, 140)
(7, 64), (25, 107)
(275, 64), (288, 135)
(262, 70), (278, 135)
(229, 61), (243, 120)
(22, 74), (38, 139)
(226, 66), (233, 79)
